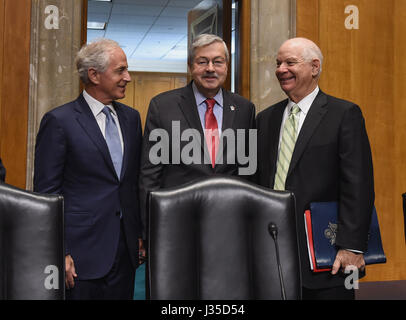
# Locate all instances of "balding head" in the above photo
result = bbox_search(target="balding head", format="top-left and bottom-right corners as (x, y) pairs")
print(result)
(280, 37), (323, 76)
(275, 37), (323, 102)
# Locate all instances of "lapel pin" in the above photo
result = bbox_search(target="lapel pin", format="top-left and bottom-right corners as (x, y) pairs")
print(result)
(230, 105), (235, 111)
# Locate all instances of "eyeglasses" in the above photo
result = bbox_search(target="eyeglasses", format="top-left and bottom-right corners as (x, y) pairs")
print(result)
(194, 58), (227, 68)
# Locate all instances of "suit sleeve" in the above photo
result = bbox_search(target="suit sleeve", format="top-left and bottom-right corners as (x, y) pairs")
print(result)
(138, 98), (164, 239)
(34, 112), (67, 195)
(246, 102), (257, 182)
(134, 111), (143, 239)
(336, 104), (375, 252)
(0, 158), (5, 182)
(252, 111), (263, 185)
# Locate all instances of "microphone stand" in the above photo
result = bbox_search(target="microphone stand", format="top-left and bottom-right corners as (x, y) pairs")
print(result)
(269, 222), (287, 300)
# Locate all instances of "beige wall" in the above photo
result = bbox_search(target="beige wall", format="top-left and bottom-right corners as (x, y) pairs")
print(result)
(118, 72), (187, 130)
(26, 0), (83, 190)
(250, 0), (296, 112)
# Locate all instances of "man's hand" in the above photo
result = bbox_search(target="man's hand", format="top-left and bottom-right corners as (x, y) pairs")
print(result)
(65, 255), (78, 289)
(139, 239), (147, 264)
(331, 249), (365, 275)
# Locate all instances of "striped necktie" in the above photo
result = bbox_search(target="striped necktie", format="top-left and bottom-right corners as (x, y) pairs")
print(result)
(102, 106), (123, 179)
(274, 104), (300, 190)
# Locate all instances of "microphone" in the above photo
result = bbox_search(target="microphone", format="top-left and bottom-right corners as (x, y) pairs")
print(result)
(268, 222), (287, 300)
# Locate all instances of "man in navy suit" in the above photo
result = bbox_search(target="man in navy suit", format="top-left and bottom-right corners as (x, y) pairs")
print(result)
(34, 39), (144, 299)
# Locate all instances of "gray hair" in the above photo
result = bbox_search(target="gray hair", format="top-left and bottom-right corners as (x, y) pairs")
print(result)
(75, 38), (121, 84)
(300, 39), (324, 76)
(188, 34), (229, 67)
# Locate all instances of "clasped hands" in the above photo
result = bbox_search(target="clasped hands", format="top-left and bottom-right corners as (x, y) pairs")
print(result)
(331, 249), (365, 275)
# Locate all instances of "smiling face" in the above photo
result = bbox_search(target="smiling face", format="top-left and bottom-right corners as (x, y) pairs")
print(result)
(88, 47), (131, 104)
(190, 41), (228, 98)
(275, 39), (320, 103)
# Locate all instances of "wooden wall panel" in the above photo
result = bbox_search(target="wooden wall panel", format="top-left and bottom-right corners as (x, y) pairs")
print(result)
(0, 0), (4, 156)
(118, 77), (135, 110)
(297, 0), (405, 281)
(222, 0), (232, 91)
(118, 72), (187, 130)
(0, 0), (31, 188)
(296, 0), (319, 43)
(392, 0), (406, 281)
(238, 0), (251, 100)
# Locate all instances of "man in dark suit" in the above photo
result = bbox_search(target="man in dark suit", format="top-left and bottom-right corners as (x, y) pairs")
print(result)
(34, 39), (144, 299)
(256, 37), (374, 299)
(0, 158), (5, 182)
(139, 34), (256, 233)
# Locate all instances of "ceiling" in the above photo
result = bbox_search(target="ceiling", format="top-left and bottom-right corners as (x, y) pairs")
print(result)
(87, 0), (204, 73)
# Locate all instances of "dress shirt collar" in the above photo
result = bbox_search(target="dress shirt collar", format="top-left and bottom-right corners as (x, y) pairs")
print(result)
(286, 86), (319, 115)
(192, 81), (223, 108)
(83, 90), (117, 117)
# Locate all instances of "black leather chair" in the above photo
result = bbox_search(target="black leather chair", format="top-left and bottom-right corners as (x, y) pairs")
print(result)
(0, 183), (64, 299)
(147, 176), (301, 300)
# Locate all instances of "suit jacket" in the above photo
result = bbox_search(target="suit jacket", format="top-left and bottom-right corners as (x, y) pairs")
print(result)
(256, 90), (374, 289)
(0, 158), (5, 182)
(139, 82), (256, 235)
(34, 94), (143, 280)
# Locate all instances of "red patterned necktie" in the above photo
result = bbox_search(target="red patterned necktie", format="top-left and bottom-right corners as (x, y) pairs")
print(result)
(204, 98), (219, 168)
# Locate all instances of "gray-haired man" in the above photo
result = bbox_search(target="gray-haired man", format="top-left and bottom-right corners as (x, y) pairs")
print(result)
(139, 34), (256, 235)
(34, 38), (145, 299)
(255, 37), (374, 299)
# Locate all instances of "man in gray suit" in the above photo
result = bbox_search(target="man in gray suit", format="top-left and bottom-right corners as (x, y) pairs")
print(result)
(139, 34), (256, 234)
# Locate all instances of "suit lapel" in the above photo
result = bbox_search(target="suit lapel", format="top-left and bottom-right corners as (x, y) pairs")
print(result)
(268, 101), (287, 186)
(288, 91), (328, 177)
(178, 83), (204, 136)
(178, 83), (212, 167)
(114, 102), (130, 180)
(221, 89), (236, 132)
(74, 94), (117, 178)
(213, 89), (236, 171)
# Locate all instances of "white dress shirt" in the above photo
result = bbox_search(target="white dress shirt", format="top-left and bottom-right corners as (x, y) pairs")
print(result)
(278, 86), (319, 150)
(83, 90), (124, 152)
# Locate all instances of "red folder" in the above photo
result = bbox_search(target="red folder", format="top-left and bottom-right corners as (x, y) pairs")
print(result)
(304, 210), (331, 272)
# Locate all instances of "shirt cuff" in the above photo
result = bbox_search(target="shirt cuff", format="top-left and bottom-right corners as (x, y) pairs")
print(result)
(345, 248), (363, 254)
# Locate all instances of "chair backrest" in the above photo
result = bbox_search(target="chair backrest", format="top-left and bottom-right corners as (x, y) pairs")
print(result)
(0, 183), (64, 300)
(148, 176), (301, 300)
